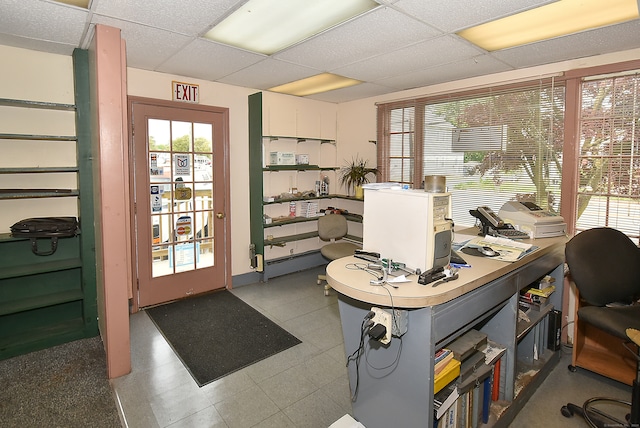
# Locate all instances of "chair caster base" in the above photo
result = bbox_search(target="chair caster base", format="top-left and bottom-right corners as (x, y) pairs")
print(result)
(562, 399), (632, 428)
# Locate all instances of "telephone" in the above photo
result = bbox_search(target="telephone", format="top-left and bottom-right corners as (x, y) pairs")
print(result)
(469, 206), (530, 239)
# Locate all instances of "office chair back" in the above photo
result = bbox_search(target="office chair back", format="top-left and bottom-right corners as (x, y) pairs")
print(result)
(565, 227), (640, 307)
(318, 213), (349, 241)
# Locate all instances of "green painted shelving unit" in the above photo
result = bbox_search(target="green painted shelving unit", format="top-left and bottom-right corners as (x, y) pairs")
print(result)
(0, 49), (98, 360)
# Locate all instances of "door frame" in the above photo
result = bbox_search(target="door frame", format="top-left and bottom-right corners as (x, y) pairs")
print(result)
(127, 96), (232, 312)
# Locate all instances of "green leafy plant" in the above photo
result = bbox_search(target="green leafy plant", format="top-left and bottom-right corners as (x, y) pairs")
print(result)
(339, 156), (378, 195)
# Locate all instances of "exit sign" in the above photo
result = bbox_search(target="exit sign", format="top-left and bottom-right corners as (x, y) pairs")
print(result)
(172, 81), (199, 103)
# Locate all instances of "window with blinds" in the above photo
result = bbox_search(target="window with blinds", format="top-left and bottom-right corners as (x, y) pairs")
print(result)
(378, 80), (565, 227)
(388, 105), (416, 184)
(576, 71), (640, 241)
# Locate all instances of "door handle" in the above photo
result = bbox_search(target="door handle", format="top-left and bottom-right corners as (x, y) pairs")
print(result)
(216, 212), (225, 219)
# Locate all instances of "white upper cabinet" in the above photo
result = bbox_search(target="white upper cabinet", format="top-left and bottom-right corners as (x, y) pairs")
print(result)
(262, 92), (336, 140)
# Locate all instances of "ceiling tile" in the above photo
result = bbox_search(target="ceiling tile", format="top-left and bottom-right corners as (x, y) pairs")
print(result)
(0, 0), (89, 45)
(91, 15), (193, 70)
(376, 54), (513, 90)
(157, 39), (266, 82)
(218, 58), (322, 90)
(0, 33), (75, 56)
(331, 35), (482, 81)
(274, 6), (441, 70)
(305, 82), (397, 103)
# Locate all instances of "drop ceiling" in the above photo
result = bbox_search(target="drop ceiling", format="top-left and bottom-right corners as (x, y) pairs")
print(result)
(1, 0), (639, 103)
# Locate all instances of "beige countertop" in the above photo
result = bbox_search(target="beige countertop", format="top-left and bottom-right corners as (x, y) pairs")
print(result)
(327, 232), (567, 308)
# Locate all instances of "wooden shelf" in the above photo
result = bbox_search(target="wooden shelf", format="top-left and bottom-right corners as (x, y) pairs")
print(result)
(0, 318), (87, 360)
(263, 165), (339, 172)
(0, 189), (78, 199)
(264, 135), (335, 144)
(0, 258), (83, 280)
(0, 133), (77, 141)
(0, 289), (84, 316)
(265, 213), (362, 228)
(263, 193), (363, 205)
(0, 167), (79, 174)
(0, 51), (98, 361)
(249, 92), (360, 280)
(265, 231), (319, 246)
(516, 303), (554, 341)
(0, 98), (75, 111)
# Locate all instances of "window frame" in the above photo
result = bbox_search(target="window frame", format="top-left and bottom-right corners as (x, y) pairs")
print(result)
(377, 59), (640, 238)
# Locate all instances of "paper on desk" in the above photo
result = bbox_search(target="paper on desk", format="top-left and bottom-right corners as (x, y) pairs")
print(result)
(463, 235), (534, 262)
(387, 275), (411, 283)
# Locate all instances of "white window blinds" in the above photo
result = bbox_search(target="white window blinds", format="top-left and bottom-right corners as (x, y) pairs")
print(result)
(378, 79), (565, 227)
(576, 71), (640, 241)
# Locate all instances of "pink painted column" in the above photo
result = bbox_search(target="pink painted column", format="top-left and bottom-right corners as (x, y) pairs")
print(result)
(89, 24), (132, 378)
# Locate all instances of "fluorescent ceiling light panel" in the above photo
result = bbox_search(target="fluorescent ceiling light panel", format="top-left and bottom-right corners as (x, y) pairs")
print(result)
(457, 0), (640, 51)
(204, 0), (379, 55)
(269, 73), (362, 96)
(53, 0), (90, 8)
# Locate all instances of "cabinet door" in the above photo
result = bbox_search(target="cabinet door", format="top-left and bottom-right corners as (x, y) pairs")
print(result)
(263, 94), (296, 137)
(320, 105), (337, 140)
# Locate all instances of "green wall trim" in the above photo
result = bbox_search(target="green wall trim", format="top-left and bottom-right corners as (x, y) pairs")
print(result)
(73, 48), (98, 336)
(248, 92), (265, 257)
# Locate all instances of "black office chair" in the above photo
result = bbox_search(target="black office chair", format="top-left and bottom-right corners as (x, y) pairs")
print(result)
(316, 213), (361, 296)
(560, 227), (640, 427)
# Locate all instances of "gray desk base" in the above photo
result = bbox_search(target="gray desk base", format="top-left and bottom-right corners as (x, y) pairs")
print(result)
(338, 251), (564, 428)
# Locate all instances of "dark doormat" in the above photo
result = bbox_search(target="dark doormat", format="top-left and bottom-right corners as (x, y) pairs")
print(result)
(146, 290), (301, 387)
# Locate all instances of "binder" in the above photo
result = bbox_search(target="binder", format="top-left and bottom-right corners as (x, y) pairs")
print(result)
(434, 359), (461, 394)
(448, 329), (488, 361)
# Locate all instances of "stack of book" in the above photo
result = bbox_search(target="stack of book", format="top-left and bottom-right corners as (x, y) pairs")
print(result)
(434, 330), (506, 428)
(519, 283), (555, 311)
(435, 348), (454, 376)
(433, 354), (461, 427)
(434, 360), (460, 394)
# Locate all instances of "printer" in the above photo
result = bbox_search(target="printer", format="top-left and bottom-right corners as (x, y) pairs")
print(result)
(498, 201), (567, 238)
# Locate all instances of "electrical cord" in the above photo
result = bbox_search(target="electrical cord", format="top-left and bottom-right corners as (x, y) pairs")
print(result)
(364, 284), (403, 371)
(345, 262), (384, 280)
(347, 311), (375, 401)
(345, 276), (404, 400)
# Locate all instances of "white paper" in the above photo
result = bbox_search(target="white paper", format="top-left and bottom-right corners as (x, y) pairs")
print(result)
(463, 235), (535, 262)
(387, 274), (411, 283)
(329, 414), (367, 428)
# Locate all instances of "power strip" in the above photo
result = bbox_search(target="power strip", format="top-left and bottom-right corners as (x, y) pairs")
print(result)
(371, 307), (392, 344)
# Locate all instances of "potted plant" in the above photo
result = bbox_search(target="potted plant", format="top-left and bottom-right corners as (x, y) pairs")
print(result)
(339, 156), (378, 199)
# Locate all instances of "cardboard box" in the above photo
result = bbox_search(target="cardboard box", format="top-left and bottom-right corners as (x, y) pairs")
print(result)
(269, 151), (295, 165)
(295, 154), (309, 164)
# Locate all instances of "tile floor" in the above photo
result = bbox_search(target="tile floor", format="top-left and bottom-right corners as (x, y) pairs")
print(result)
(112, 267), (353, 428)
(111, 265), (633, 428)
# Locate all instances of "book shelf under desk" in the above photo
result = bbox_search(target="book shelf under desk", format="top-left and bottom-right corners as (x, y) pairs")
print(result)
(328, 234), (567, 428)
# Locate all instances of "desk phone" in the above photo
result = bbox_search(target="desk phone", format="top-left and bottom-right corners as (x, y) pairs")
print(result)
(470, 206), (530, 239)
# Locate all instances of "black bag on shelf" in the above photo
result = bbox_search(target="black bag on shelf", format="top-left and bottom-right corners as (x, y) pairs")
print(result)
(10, 217), (79, 256)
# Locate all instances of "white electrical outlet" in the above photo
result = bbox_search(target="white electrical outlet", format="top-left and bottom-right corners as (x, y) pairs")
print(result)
(371, 307), (392, 344)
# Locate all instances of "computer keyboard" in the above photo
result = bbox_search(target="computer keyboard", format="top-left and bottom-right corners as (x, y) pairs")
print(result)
(495, 228), (530, 239)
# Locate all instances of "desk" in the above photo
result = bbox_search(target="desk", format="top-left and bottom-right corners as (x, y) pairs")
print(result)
(327, 234), (566, 428)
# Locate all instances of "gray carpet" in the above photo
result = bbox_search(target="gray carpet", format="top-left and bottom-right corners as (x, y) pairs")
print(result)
(0, 336), (121, 428)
